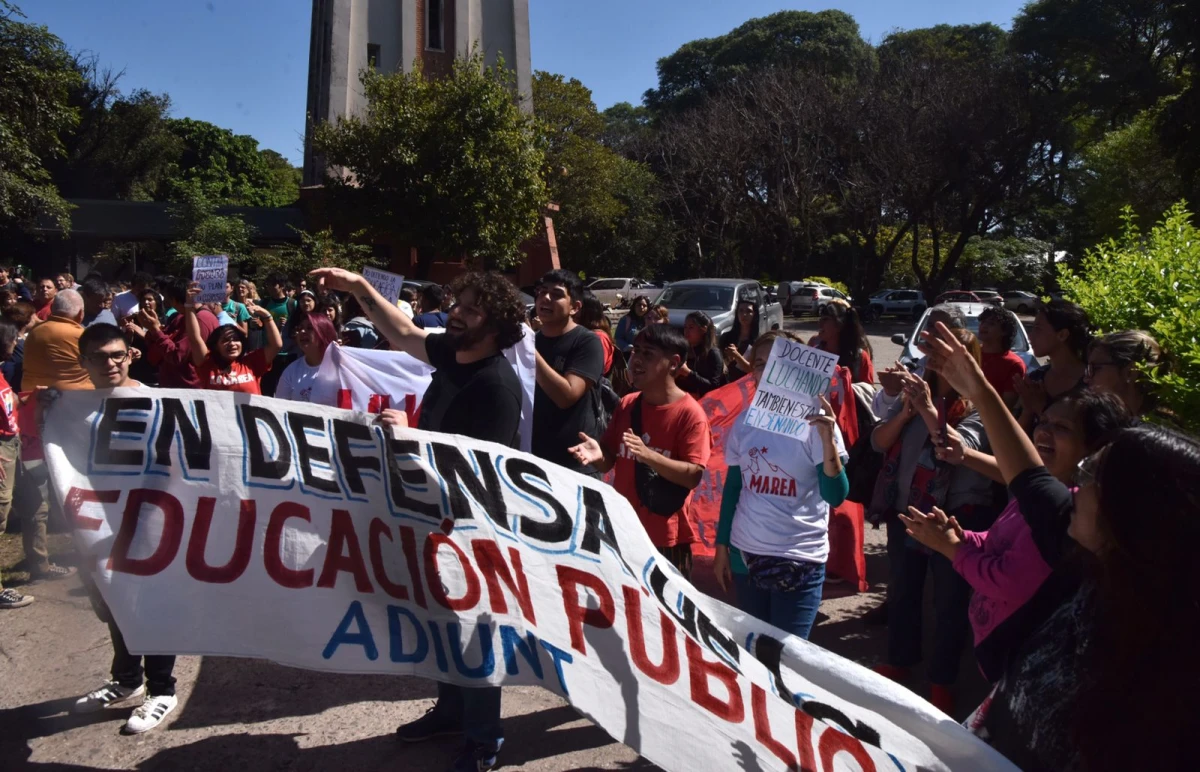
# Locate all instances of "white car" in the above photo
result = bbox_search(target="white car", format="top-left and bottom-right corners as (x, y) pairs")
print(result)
(585, 278), (654, 308)
(892, 303), (1037, 370)
(1002, 290), (1039, 315)
(789, 284), (852, 317)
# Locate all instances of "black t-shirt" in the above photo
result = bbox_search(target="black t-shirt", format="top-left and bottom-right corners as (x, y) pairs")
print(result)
(1011, 465), (1075, 567)
(534, 325), (604, 472)
(419, 334), (522, 448)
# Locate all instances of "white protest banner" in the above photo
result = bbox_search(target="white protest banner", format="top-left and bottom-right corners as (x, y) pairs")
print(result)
(43, 389), (1016, 772)
(744, 339), (839, 439)
(191, 255), (229, 304)
(362, 267), (405, 306)
(310, 329), (537, 452)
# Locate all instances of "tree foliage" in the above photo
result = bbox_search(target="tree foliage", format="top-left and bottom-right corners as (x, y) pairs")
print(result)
(1059, 203), (1200, 431)
(312, 55), (547, 274)
(0, 1), (80, 233)
(533, 71), (672, 278)
(644, 10), (873, 113)
(164, 117), (298, 207)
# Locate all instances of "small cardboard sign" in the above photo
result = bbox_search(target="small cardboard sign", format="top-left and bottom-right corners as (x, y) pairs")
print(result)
(363, 267), (405, 306)
(192, 255), (229, 304)
(742, 338), (839, 439)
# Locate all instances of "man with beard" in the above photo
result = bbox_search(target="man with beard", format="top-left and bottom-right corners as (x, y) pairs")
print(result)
(308, 267), (524, 772)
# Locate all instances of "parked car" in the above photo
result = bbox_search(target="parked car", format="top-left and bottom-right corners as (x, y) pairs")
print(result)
(971, 289), (1004, 306)
(789, 284), (852, 317)
(585, 277), (655, 308)
(653, 279), (783, 338)
(867, 289), (928, 320)
(936, 290), (982, 305)
(1003, 290), (1039, 314)
(891, 303), (1037, 370)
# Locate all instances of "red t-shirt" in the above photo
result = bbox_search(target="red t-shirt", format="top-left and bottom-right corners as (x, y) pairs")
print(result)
(0, 374), (19, 438)
(601, 392), (712, 548)
(197, 349), (272, 394)
(981, 351), (1027, 398)
(594, 329), (615, 376)
(35, 302), (52, 321)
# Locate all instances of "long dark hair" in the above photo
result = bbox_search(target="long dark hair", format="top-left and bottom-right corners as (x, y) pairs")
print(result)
(819, 303), (872, 381)
(1074, 425), (1200, 770)
(576, 293), (612, 335)
(206, 324), (249, 368)
(684, 311), (717, 361)
(733, 300), (760, 341)
(1036, 298), (1091, 362)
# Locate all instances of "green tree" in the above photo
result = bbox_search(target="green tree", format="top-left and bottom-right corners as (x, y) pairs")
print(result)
(49, 59), (181, 201)
(644, 10), (874, 113)
(265, 227), (382, 279)
(164, 118), (298, 207)
(165, 179), (254, 274)
(534, 71), (673, 278)
(1058, 203), (1200, 431)
(0, 1), (80, 233)
(312, 55), (547, 275)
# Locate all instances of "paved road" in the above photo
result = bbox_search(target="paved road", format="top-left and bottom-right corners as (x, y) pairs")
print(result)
(0, 317), (981, 772)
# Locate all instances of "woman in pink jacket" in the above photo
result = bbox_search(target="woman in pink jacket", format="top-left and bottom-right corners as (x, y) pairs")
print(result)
(900, 389), (1131, 682)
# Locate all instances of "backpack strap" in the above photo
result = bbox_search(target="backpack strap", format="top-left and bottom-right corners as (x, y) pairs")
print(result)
(630, 393), (644, 436)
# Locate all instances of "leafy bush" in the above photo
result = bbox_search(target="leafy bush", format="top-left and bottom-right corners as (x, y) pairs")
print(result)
(1058, 203), (1200, 432)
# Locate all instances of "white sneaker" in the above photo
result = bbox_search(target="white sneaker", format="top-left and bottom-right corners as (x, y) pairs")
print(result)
(74, 681), (145, 713)
(123, 694), (177, 734)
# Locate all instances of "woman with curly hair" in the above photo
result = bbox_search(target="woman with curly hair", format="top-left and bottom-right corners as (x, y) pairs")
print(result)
(977, 306), (1026, 407)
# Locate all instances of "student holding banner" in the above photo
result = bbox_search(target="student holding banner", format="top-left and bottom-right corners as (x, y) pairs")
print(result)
(712, 330), (849, 639)
(568, 323), (711, 577)
(309, 266), (526, 772)
(183, 284), (282, 395)
(69, 323), (181, 734)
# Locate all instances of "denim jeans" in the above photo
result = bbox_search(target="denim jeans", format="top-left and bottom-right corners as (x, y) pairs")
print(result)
(885, 516), (972, 686)
(434, 683), (503, 746)
(733, 562), (826, 640)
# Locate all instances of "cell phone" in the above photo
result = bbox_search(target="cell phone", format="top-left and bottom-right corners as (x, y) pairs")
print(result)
(937, 396), (948, 445)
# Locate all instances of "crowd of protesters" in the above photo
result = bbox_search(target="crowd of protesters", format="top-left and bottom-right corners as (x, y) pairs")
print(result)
(0, 262), (1196, 772)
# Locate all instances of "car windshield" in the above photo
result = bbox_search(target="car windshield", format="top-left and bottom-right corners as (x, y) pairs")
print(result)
(915, 315), (1029, 352)
(655, 285), (734, 311)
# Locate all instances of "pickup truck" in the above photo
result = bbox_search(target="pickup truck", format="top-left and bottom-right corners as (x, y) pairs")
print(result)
(653, 279), (784, 338)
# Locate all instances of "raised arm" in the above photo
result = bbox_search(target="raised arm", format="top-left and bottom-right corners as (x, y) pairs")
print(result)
(183, 286), (209, 368)
(308, 268), (429, 364)
(246, 299), (283, 360)
(920, 322), (1041, 484)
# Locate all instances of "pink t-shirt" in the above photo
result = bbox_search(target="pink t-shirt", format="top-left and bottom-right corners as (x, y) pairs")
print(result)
(952, 497), (1054, 646)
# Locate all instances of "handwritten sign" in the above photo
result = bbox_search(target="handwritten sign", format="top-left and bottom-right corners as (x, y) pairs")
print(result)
(743, 338), (839, 439)
(191, 255), (228, 304)
(362, 267), (404, 306)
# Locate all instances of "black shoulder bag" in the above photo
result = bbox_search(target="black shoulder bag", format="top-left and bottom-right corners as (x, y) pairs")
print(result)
(630, 394), (692, 516)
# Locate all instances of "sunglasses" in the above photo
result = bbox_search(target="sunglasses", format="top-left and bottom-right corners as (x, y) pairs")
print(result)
(1076, 453), (1101, 488)
(1084, 361), (1121, 378)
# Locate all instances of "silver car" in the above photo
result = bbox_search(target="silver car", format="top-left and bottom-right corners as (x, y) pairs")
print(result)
(789, 284), (852, 317)
(1002, 290), (1038, 315)
(891, 303), (1037, 370)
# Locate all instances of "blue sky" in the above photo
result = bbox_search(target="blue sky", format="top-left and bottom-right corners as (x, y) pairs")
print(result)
(23, 0), (1028, 166)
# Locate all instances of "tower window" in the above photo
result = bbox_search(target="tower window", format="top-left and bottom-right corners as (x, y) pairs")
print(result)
(367, 43), (381, 68)
(426, 0), (444, 51)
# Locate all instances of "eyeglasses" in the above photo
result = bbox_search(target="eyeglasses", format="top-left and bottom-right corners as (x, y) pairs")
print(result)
(85, 350), (129, 366)
(1084, 361), (1121, 378)
(1076, 453), (1101, 488)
